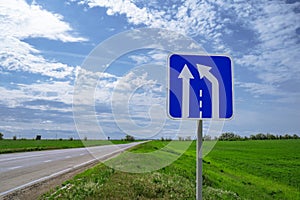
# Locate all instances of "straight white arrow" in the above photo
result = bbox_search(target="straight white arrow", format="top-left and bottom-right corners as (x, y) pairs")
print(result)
(178, 64), (194, 118)
(197, 64), (219, 119)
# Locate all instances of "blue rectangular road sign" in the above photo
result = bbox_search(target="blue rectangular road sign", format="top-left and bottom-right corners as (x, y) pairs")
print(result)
(168, 54), (233, 119)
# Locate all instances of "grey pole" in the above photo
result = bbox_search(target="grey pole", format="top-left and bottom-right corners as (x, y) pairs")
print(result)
(197, 120), (203, 200)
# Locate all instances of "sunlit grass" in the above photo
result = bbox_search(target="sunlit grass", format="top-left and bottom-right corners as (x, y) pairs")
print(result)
(41, 140), (300, 199)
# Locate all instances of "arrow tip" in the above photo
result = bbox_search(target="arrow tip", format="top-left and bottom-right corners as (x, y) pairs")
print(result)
(196, 64), (212, 79)
(178, 64), (194, 79)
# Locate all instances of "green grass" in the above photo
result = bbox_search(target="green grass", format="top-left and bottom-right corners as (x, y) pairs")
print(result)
(0, 139), (134, 154)
(40, 140), (300, 200)
(203, 140), (300, 200)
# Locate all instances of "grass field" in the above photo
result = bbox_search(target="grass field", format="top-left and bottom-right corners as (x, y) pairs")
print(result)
(41, 140), (300, 199)
(204, 140), (300, 200)
(0, 139), (133, 154)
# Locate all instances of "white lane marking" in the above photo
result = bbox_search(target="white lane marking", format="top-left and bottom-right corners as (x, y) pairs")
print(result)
(9, 166), (22, 170)
(65, 156), (71, 159)
(0, 154), (44, 162)
(44, 160), (52, 163)
(0, 148), (89, 162)
(80, 153), (84, 156)
(0, 144), (138, 163)
(0, 143), (142, 197)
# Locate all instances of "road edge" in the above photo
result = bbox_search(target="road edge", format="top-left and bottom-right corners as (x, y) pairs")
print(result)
(1, 142), (143, 200)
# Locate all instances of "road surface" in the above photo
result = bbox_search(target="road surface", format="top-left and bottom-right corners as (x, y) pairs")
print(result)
(0, 142), (141, 197)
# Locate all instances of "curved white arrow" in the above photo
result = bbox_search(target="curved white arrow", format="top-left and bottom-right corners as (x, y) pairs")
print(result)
(178, 64), (194, 118)
(197, 64), (219, 119)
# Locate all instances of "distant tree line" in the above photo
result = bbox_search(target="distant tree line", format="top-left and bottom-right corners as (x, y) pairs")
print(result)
(123, 135), (135, 141)
(1, 131), (298, 142)
(216, 132), (299, 141)
(161, 136), (192, 141)
(161, 137), (173, 141)
(178, 136), (192, 141)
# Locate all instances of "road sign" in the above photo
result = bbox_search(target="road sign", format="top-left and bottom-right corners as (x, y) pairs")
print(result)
(167, 54), (233, 200)
(168, 54), (233, 120)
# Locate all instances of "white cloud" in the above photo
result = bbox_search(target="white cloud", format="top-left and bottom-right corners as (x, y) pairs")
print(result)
(80, 0), (224, 47)
(0, 70), (128, 111)
(128, 55), (151, 65)
(0, 38), (78, 78)
(110, 71), (166, 138)
(0, 0), (87, 78)
(230, 1), (300, 85)
(0, 69), (121, 111)
(236, 81), (279, 97)
(0, 0), (86, 42)
(0, 81), (74, 110)
(72, 69), (169, 139)
(115, 72), (157, 92)
(80, 0), (300, 101)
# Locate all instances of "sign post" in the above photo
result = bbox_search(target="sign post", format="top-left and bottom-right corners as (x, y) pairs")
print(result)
(197, 120), (203, 200)
(168, 54), (233, 200)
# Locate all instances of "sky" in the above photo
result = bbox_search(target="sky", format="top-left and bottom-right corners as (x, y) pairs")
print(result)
(0, 0), (299, 140)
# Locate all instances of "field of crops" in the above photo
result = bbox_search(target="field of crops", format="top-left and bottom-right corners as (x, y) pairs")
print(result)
(204, 140), (300, 199)
(0, 139), (132, 154)
(41, 139), (300, 199)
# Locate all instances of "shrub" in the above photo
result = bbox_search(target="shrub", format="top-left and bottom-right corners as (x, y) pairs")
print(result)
(219, 132), (241, 141)
(125, 135), (135, 141)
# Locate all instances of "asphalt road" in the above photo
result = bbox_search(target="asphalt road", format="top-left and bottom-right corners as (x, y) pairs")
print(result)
(0, 142), (141, 197)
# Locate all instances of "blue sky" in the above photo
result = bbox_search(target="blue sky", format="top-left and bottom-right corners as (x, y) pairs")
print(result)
(0, 0), (299, 139)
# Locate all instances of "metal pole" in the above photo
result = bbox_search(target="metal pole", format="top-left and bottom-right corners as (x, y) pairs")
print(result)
(197, 120), (203, 200)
